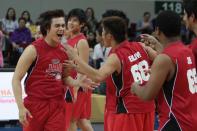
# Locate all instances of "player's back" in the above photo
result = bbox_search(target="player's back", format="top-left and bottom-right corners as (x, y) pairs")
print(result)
(106, 40), (155, 113)
(159, 41), (197, 131)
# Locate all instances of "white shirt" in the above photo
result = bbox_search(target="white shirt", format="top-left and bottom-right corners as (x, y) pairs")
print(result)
(1, 18), (18, 33)
(92, 43), (111, 62)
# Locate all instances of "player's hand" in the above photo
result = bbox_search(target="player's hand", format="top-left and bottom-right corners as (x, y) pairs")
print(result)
(144, 69), (151, 74)
(140, 34), (163, 52)
(131, 82), (140, 95)
(143, 46), (158, 60)
(76, 75), (99, 91)
(63, 60), (77, 70)
(63, 44), (78, 60)
(18, 106), (33, 126)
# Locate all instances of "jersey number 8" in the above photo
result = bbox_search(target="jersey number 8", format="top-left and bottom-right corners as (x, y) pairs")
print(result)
(187, 68), (197, 94)
(130, 60), (150, 84)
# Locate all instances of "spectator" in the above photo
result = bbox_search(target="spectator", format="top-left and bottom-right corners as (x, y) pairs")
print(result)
(87, 31), (97, 49)
(128, 22), (137, 41)
(93, 25), (111, 69)
(85, 7), (98, 32)
(10, 17), (32, 66)
(10, 17), (32, 48)
(21, 10), (33, 27)
(34, 24), (43, 40)
(0, 31), (4, 67)
(92, 24), (111, 95)
(137, 11), (153, 35)
(1, 7), (18, 37)
(21, 10), (37, 38)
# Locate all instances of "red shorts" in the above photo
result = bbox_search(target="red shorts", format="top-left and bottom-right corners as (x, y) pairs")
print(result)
(72, 91), (92, 120)
(104, 110), (154, 131)
(23, 97), (65, 131)
(64, 102), (73, 131)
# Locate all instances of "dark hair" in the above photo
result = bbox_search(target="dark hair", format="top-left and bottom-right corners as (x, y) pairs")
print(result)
(38, 9), (65, 36)
(18, 17), (26, 23)
(85, 7), (95, 19)
(102, 9), (129, 27)
(155, 10), (181, 37)
(102, 16), (127, 43)
(21, 10), (32, 23)
(96, 23), (102, 36)
(143, 11), (151, 17)
(183, 0), (197, 19)
(5, 7), (16, 21)
(66, 8), (87, 25)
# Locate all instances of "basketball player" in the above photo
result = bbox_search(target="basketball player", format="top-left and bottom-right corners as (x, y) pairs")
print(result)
(12, 9), (94, 131)
(65, 8), (93, 131)
(64, 16), (155, 131)
(183, 0), (197, 66)
(131, 11), (197, 131)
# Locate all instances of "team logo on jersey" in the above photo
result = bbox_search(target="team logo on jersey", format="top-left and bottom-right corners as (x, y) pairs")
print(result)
(51, 59), (60, 64)
(46, 59), (62, 80)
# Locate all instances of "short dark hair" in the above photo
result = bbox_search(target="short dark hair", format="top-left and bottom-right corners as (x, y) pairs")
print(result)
(183, 0), (197, 19)
(5, 7), (16, 21)
(38, 9), (65, 36)
(143, 11), (151, 17)
(102, 9), (129, 27)
(18, 17), (26, 23)
(66, 8), (87, 25)
(155, 10), (181, 37)
(102, 16), (127, 43)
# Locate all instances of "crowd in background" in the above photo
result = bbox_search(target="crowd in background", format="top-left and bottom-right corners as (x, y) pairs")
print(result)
(0, 7), (195, 69)
(0, 3), (196, 130)
(0, 7), (196, 97)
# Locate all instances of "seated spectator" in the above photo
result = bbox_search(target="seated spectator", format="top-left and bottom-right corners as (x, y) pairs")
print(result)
(10, 17), (32, 47)
(21, 10), (33, 27)
(34, 23), (43, 40)
(87, 31), (97, 49)
(92, 25), (111, 95)
(0, 31), (4, 67)
(85, 7), (98, 32)
(1, 7), (18, 37)
(136, 11), (153, 35)
(21, 10), (37, 38)
(93, 25), (111, 69)
(9, 17), (32, 66)
(128, 22), (137, 41)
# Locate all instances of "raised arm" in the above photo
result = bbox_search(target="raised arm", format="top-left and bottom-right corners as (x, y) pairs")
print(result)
(64, 48), (120, 83)
(63, 39), (94, 90)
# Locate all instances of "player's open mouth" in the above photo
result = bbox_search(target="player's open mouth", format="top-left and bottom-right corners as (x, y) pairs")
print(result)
(57, 34), (63, 37)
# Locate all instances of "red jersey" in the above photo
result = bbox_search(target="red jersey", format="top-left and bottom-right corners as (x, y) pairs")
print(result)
(106, 40), (155, 113)
(25, 38), (68, 100)
(158, 41), (197, 131)
(188, 38), (197, 69)
(65, 33), (86, 101)
(67, 33), (86, 79)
